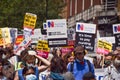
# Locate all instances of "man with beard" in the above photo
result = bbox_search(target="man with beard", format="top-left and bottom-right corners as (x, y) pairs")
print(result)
(103, 47), (120, 80)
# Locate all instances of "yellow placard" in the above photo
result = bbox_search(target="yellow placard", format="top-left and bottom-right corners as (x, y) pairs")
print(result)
(103, 40), (112, 52)
(37, 40), (50, 52)
(97, 40), (104, 48)
(23, 13), (37, 29)
(97, 39), (112, 52)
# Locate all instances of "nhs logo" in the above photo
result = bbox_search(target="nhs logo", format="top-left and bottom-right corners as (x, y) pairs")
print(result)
(47, 21), (54, 28)
(76, 23), (96, 34)
(77, 24), (84, 30)
(113, 24), (120, 34)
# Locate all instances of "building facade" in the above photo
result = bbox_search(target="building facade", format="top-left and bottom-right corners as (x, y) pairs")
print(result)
(66, 0), (119, 37)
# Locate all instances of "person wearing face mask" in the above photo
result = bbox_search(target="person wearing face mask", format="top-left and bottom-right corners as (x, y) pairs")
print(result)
(103, 47), (120, 80)
(14, 49), (50, 80)
(104, 52), (113, 68)
(23, 66), (37, 80)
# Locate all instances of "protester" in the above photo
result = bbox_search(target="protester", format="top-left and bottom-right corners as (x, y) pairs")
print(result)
(52, 47), (62, 57)
(19, 66), (37, 80)
(104, 52), (113, 68)
(103, 47), (120, 80)
(47, 56), (75, 80)
(67, 45), (95, 80)
(14, 49), (50, 80)
(2, 59), (15, 80)
(63, 51), (74, 66)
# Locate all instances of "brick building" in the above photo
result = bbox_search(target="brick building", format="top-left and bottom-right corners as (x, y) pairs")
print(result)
(66, 0), (119, 37)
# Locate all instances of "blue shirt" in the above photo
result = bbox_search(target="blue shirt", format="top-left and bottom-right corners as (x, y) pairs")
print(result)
(67, 59), (95, 80)
(18, 67), (39, 80)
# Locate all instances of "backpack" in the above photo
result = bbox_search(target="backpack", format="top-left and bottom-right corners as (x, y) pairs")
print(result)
(70, 59), (91, 73)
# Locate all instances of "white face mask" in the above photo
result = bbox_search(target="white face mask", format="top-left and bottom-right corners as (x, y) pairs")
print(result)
(2, 54), (6, 59)
(26, 63), (35, 67)
(26, 74), (37, 80)
(114, 59), (120, 64)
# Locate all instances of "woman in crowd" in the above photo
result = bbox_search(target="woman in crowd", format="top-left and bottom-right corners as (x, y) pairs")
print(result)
(52, 48), (62, 57)
(20, 66), (37, 80)
(47, 56), (75, 80)
(63, 51), (74, 66)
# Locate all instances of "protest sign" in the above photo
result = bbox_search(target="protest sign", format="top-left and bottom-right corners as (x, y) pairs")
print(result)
(47, 19), (67, 47)
(37, 40), (50, 58)
(113, 24), (120, 47)
(75, 23), (96, 51)
(23, 13), (37, 30)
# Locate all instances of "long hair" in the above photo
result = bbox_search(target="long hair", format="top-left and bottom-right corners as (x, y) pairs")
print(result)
(50, 56), (67, 73)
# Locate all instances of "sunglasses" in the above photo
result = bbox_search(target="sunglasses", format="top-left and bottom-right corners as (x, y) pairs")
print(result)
(76, 52), (84, 55)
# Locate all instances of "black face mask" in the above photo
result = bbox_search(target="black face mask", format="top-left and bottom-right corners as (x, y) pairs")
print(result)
(104, 60), (111, 65)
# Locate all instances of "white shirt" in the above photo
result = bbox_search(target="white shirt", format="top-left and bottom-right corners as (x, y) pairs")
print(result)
(103, 64), (120, 80)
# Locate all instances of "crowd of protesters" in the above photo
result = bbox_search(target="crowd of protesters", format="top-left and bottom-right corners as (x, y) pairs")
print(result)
(0, 43), (120, 80)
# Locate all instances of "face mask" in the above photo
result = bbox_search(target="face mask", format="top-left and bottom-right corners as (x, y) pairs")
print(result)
(114, 59), (120, 65)
(104, 60), (111, 65)
(26, 63), (35, 67)
(26, 74), (37, 80)
(2, 54), (6, 59)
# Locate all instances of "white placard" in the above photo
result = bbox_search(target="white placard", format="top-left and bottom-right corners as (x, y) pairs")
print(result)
(76, 23), (96, 34)
(46, 19), (67, 39)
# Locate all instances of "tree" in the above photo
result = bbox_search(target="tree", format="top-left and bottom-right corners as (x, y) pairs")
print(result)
(0, 0), (65, 29)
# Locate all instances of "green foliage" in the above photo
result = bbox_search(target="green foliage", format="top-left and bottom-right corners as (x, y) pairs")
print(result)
(0, 0), (65, 29)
